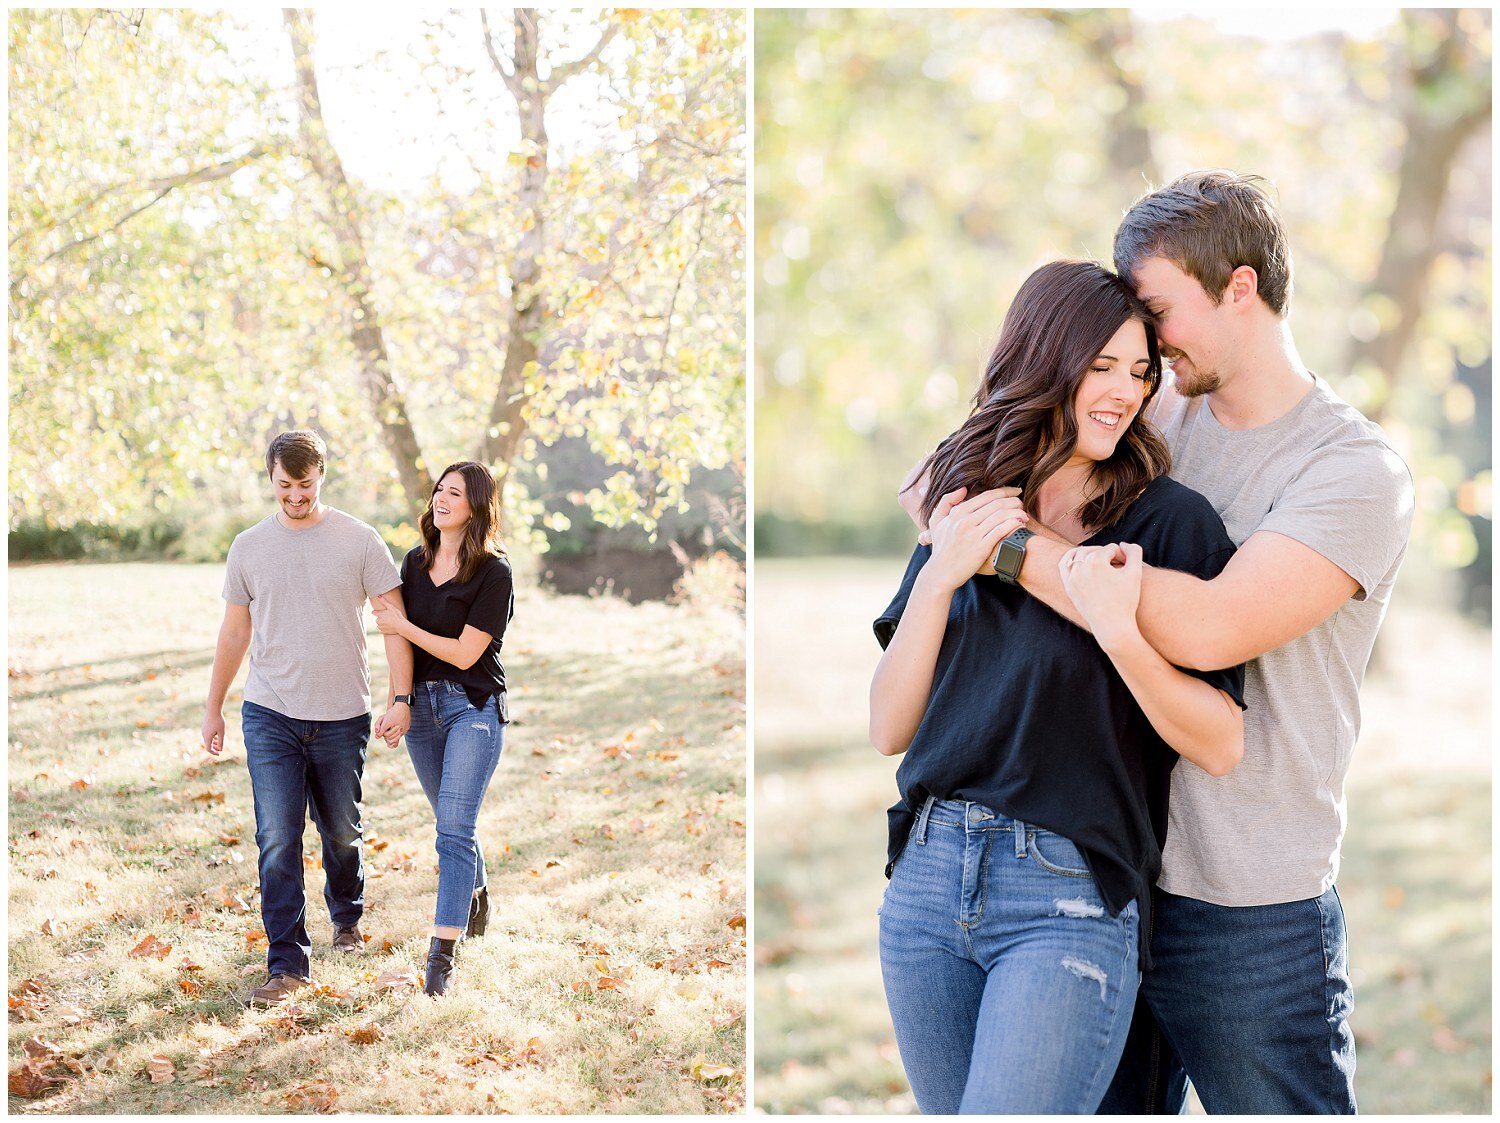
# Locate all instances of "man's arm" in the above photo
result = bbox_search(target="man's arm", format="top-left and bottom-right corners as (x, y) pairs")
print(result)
(1017, 529), (1357, 671)
(202, 603), (252, 756)
(374, 585), (415, 746)
(912, 468), (1359, 671)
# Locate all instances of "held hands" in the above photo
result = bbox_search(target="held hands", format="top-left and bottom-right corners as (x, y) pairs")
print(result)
(374, 704), (411, 748)
(1058, 542), (1144, 648)
(370, 593), (408, 637)
(922, 487), (1029, 590)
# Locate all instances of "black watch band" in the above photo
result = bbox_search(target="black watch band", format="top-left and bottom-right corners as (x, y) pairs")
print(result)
(393, 694), (415, 707)
(992, 527), (1035, 584)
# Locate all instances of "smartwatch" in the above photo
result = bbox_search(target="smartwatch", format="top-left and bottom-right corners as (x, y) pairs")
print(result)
(992, 527), (1035, 584)
(393, 694), (415, 707)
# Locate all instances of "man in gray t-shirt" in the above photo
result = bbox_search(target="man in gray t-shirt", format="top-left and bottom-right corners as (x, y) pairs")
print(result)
(202, 431), (414, 1007)
(910, 172), (1413, 1113)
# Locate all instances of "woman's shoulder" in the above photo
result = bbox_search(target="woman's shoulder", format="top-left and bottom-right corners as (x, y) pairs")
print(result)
(478, 553), (513, 582)
(1127, 474), (1219, 524)
(1118, 475), (1233, 564)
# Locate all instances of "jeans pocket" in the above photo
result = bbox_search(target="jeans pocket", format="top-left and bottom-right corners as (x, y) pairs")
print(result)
(1026, 829), (1092, 878)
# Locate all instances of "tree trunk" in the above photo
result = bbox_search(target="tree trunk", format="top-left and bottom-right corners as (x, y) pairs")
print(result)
(284, 8), (431, 516)
(1047, 11), (1160, 206)
(475, 10), (618, 498)
(1345, 10), (1491, 423)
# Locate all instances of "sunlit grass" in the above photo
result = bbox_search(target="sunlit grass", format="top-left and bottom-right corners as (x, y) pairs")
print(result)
(8, 561), (745, 1114)
(753, 557), (1491, 1115)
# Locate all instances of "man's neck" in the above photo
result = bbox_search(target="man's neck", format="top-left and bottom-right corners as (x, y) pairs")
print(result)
(277, 502), (329, 530)
(1205, 321), (1315, 430)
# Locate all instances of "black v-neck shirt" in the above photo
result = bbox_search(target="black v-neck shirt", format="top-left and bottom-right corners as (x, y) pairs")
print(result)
(400, 549), (514, 720)
(874, 475), (1246, 949)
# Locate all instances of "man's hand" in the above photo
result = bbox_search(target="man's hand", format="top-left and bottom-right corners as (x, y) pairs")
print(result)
(1059, 542), (1144, 649)
(923, 489), (1030, 590)
(898, 457), (934, 529)
(202, 711), (226, 757)
(374, 703), (410, 748)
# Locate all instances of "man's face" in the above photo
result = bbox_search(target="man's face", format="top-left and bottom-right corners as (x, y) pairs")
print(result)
(1130, 256), (1232, 398)
(270, 461), (323, 521)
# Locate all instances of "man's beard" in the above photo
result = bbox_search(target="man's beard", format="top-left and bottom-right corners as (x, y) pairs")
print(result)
(1167, 356), (1221, 398)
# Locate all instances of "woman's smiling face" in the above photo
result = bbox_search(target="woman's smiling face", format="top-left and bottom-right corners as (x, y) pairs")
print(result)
(431, 472), (472, 532)
(1069, 318), (1152, 465)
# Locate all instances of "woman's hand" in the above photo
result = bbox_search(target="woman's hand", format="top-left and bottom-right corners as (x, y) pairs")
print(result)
(1059, 542), (1144, 648)
(371, 593), (409, 637)
(374, 703), (410, 748)
(922, 487), (1029, 590)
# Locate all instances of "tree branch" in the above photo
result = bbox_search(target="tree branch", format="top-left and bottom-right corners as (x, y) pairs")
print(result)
(479, 9), (524, 99)
(544, 21), (618, 94)
(35, 143), (270, 267)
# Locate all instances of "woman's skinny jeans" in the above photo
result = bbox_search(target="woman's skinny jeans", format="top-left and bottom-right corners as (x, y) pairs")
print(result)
(879, 798), (1139, 1114)
(405, 680), (505, 931)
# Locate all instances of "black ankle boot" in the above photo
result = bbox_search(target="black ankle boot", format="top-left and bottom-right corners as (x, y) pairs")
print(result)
(423, 936), (457, 997)
(466, 887), (491, 939)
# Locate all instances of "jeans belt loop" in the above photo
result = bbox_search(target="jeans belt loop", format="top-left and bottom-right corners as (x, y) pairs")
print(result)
(1014, 816), (1028, 859)
(914, 794), (936, 846)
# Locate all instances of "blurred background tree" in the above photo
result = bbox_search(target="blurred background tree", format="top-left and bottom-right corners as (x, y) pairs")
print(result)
(753, 8), (1490, 1115)
(10, 7), (745, 597)
(755, 7), (1489, 619)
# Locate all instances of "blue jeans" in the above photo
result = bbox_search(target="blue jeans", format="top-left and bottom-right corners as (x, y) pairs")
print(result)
(1097, 886), (1356, 1114)
(405, 681), (505, 930)
(879, 798), (1140, 1114)
(241, 700), (370, 980)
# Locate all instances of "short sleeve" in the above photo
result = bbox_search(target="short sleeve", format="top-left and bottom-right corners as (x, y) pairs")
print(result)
(467, 558), (514, 640)
(1256, 436), (1414, 601)
(362, 528), (402, 598)
(1136, 481), (1247, 710)
(873, 545), (931, 650)
(222, 536), (251, 606)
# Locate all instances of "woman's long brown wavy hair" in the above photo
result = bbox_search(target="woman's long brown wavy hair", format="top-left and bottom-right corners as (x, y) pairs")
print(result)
(913, 260), (1171, 534)
(414, 461), (505, 584)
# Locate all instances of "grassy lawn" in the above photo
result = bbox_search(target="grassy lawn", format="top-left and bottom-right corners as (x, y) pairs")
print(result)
(8, 561), (745, 1114)
(753, 557), (1491, 1115)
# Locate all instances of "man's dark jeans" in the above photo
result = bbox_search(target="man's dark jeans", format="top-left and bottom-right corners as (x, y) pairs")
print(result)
(241, 700), (370, 980)
(1098, 885), (1356, 1115)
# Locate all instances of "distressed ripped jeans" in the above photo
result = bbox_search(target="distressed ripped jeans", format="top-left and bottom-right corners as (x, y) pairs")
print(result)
(404, 680), (505, 931)
(879, 798), (1139, 1114)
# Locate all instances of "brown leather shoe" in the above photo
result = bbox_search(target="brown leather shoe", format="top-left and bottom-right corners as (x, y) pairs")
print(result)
(244, 974), (308, 1007)
(333, 924), (364, 953)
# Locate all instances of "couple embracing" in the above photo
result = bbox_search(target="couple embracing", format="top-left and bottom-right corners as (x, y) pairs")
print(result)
(201, 431), (514, 1004)
(871, 171), (1413, 1113)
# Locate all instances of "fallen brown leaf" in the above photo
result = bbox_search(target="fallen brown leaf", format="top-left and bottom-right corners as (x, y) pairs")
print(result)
(347, 1023), (386, 1045)
(285, 1079), (339, 1112)
(145, 1054), (176, 1084)
(373, 968), (418, 992)
(130, 934), (173, 960)
(726, 913), (746, 932)
(22, 1037), (62, 1063)
(9, 1063), (58, 1097)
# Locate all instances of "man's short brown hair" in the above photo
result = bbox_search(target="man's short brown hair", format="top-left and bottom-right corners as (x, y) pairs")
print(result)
(266, 430), (327, 480)
(1114, 170), (1293, 316)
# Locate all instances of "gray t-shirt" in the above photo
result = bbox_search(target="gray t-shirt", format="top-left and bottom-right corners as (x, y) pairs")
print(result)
(222, 507), (402, 721)
(1146, 374), (1414, 906)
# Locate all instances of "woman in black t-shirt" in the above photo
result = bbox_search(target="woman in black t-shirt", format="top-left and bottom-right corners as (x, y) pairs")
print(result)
(370, 461), (514, 997)
(869, 261), (1245, 1114)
